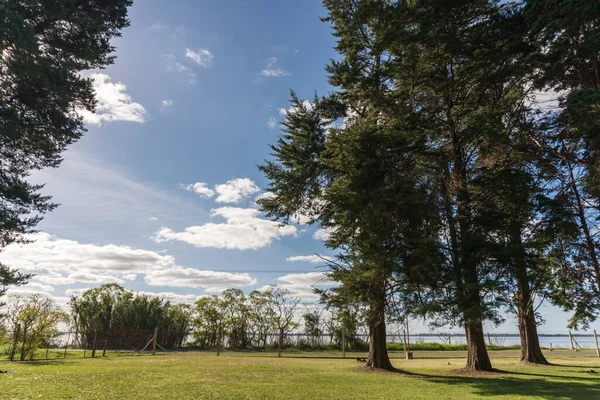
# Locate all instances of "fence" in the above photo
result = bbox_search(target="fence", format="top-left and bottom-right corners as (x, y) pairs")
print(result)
(4, 329), (600, 361)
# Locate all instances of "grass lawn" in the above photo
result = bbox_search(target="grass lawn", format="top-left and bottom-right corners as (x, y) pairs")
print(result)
(1, 351), (600, 399)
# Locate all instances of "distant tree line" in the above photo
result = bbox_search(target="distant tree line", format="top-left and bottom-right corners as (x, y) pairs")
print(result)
(0, 285), (371, 357)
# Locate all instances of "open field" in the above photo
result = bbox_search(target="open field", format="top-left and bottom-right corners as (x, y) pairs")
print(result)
(1, 351), (600, 399)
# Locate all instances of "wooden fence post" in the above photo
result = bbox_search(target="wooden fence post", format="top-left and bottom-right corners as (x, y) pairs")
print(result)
(569, 332), (574, 350)
(9, 324), (20, 361)
(45, 348), (49, 360)
(487, 333), (492, 345)
(152, 327), (158, 356)
(594, 330), (600, 358)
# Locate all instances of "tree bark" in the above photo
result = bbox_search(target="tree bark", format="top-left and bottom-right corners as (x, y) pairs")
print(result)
(366, 290), (394, 370)
(568, 162), (600, 292)
(518, 307), (548, 364)
(511, 229), (549, 365)
(465, 320), (492, 371)
(367, 318), (393, 370)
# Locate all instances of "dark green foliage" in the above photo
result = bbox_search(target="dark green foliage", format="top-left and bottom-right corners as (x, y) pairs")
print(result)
(70, 284), (192, 349)
(0, 0), (131, 254)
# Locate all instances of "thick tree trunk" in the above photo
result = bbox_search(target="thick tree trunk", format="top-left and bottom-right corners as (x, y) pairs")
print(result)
(568, 163), (600, 292)
(518, 308), (548, 364)
(510, 228), (548, 365)
(366, 288), (394, 370)
(462, 258), (493, 371)
(366, 318), (393, 370)
(465, 321), (492, 371)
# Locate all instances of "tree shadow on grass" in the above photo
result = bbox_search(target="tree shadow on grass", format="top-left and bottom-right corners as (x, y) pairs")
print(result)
(408, 369), (600, 399)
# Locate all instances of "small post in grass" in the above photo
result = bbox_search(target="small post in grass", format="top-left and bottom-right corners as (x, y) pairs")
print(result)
(152, 327), (158, 356)
(594, 330), (599, 358)
(45, 348), (49, 360)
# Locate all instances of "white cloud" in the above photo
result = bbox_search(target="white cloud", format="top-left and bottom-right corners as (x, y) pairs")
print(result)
(185, 48), (213, 67)
(168, 62), (191, 73)
(286, 255), (332, 264)
(154, 207), (297, 250)
(279, 100), (314, 117)
(65, 288), (91, 297)
(65, 288), (203, 304)
(260, 57), (290, 77)
(135, 290), (204, 304)
(184, 182), (215, 198)
(259, 272), (335, 301)
(267, 117), (277, 130)
(145, 268), (256, 291)
(255, 191), (276, 202)
(7, 282), (54, 296)
(215, 178), (260, 203)
(150, 217), (159, 221)
(2, 232), (176, 285)
(527, 90), (565, 112)
(161, 100), (173, 107)
(313, 227), (334, 241)
(78, 73), (147, 126)
(261, 69), (290, 77)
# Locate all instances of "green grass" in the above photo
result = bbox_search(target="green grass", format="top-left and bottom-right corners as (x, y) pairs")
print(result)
(1, 351), (600, 399)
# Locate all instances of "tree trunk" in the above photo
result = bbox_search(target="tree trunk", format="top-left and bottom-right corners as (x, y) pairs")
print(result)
(568, 162), (600, 292)
(366, 318), (393, 370)
(465, 321), (492, 371)
(518, 308), (548, 364)
(512, 230), (549, 365)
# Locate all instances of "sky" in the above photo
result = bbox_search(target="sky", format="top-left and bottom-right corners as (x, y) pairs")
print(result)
(1, 0), (584, 334)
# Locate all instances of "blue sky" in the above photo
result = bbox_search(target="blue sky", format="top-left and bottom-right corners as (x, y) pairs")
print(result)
(2, 0), (584, 334)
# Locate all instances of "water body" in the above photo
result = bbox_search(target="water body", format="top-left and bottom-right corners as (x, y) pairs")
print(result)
(401, 334), (597, 349)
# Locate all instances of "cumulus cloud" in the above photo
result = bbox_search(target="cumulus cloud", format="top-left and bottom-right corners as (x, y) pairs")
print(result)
(267, 117), (277, 130)
(286, 255), (332, 264)
(78, 73), (147, 126)
(185, 48), (213, 67)
(260, 272), (335, 301)
(145, 268), (256, 291)
(7, 282), (54, 295)
(255, 191), (276, 203)
(66, 288), (203, 304)
(2, 232), (176, 285)
(154, 207), (297, 250)
(184, 182), (215, 198)
(161, 100), (173, 107)
(215, 178), (260, 203)
(2, 232), (259, 293)
(135, 291), (204, 304)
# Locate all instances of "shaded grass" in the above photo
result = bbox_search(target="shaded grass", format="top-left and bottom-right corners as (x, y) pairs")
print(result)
(1, 351), (600, 399)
